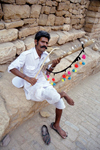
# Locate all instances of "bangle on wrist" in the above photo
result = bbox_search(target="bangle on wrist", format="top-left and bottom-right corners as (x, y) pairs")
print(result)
(50, 66), (55, 69)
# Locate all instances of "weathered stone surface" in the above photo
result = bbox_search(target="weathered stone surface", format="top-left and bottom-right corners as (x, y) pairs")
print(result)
(65, 17), (70, 24)
(38, 14), (48, 26)
(46, 0), (52, 7)
(19, 26), (39, 38)
(0, 29), (18, 44)
(55, 10), (66, 17)
(63, 24), (71, 31)
(57, 2), (65, 10)
(26, 0), (38, 4)
(51, 26), (63, 31)
(24, 36), (35, 50)
(38, 0), (46, 4)
(0, 4), (3, 20)
(50, 7), (56, 13)
(24, 18), (37, 25)
(16, 0), (26, 4)
(5, 20), (24, 29)
(13, 40), (25, 55)
(39, 26), (51, 32)
(0, 64), (9, 72)
(54, 16), (65, 25)
(48, 32), (59, 46)
(46, 14), (55, 26)
(3, 4), (30, 20)
(0, 22), (4, 30)
(57, 31), (69, 45)
(0, 96), (10, 141)
(88, 6), (100, 12)
(86, 11), (100, 18)
(0, 42), (16, 64)
(85, 17), (99, 24)
(41, 6), (51, 14)
(90, 0), (100, 7)
(39, 111), (50, 118)
(0, 0), (15, 3)
(30, 5), (41, 18)
(0, 71), (49, 139)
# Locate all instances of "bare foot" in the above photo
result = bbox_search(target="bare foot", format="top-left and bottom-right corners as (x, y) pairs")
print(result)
(51, 122), (68, 139)
(59, 91), (74, 105)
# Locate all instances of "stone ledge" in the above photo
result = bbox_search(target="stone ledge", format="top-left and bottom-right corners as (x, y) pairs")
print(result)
(0, 39), (100, 141)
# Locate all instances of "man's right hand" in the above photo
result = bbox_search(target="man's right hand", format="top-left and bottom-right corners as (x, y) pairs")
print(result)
(24, 76), (38, 86)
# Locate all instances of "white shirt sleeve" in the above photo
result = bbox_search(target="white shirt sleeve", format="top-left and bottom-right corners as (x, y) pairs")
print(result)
(8, 52), (26, 73)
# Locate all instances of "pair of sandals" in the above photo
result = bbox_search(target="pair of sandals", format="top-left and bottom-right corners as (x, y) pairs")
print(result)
(41, 122), (68, 145)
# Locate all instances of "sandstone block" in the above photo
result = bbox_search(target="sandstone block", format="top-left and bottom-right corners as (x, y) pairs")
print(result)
(19, 26), (39, 38)
(71, 18), (80, 25)
(24, 18), (37, 25)
(85, 17), (99, 24)
(51, 26), (63, 31)
(0, 42), (16, 64)
(3, 4), (30, 20)
(52, 1), (58, 6)
(48, 32), (59, 46)
(54, 17), (65, 25)
(63, 24), (71, 31)
(41, 6), (51, 15)
(46, 0), (52, 6)
(55, 10), (66, 17)
(13, 40), (25, 55)
(56, 0), (61, 2)
(16, 0), (26, 4)
(30, 5), (41, 18)
(50, 7), (56, 14)
(57, 31), (69, 45)
(0, 71), (49, 141)
(57, 3), (65, 11)
(5, 20), (24, 29)
(0, 22), (4, 30)
(39, 26), (51, 32)
(90, 1), (100, 7)
(38, 14), (48, 26)
(24, 36), (35, 50)
(38, 0), (46, 4)
(0, 97), (10, 141)
(86, 11), (100, 18)
(0, 0), (15, 3)
(46, 14), (55, 26)
(0, 4), (3, 20)
(73, 24), (83, 30)
(65, 17), (70, 24)
(26, 0), (38, 4)
(0, 29), (18, 44)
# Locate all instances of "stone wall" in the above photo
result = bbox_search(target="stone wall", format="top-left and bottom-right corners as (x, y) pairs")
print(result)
(84, 0), (100, 39)
(0, 0), (90, 64)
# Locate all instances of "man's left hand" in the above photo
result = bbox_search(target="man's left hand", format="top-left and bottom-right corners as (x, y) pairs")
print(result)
(52, 58), (61, 67)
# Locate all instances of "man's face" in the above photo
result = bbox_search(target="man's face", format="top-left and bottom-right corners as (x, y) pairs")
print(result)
(35, 37), (49, 52)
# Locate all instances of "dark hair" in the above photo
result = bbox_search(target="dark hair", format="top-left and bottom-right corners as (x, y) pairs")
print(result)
(35, 31), (50, 42)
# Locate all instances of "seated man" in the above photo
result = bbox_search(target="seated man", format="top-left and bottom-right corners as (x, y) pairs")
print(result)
(8, 30), (74, 139)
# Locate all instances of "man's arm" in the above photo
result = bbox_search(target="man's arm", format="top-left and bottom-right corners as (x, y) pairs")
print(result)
(10, 68), (37, 86)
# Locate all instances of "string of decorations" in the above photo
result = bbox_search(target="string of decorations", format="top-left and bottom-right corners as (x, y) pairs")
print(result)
(46, 44), (86, 86)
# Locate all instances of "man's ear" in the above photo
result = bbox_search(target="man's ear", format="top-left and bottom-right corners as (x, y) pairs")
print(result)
(35, 39), (37, 46)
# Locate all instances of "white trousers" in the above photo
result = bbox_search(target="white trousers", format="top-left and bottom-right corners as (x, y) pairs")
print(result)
(26, 84), (65, 109)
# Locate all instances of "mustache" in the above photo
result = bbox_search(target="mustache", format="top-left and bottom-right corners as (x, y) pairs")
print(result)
(40, 45), (47, 49)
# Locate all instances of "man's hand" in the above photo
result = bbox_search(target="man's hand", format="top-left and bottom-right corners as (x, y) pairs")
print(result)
(24, 76), (38, 86)
(52, 58), (61, 67)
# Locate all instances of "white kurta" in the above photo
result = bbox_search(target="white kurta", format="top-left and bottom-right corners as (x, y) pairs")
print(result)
(8, 47), (65, 109)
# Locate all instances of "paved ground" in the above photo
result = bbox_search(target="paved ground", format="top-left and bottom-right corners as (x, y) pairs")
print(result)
(0, 71), (100, 150)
